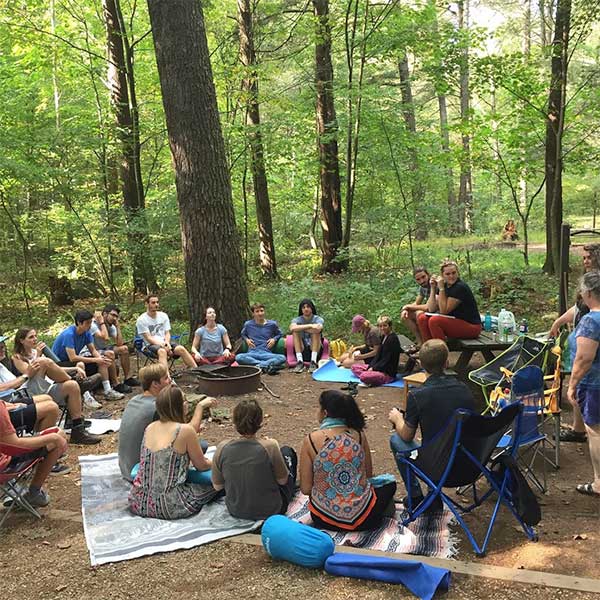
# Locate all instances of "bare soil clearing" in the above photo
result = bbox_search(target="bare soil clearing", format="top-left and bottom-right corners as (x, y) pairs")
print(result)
(1, 358), (599, 599)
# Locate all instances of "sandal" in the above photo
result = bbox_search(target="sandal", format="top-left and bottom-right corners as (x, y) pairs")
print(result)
(576, 483), (600, 497)
(558, 429), (587, 443)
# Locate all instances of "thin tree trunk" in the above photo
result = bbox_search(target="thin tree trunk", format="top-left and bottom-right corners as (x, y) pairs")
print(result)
(103, 0), (157, 294)
(342, 0), (368, 249)
(398, 54), (426, 240)
(146, 0), (249, 335)
(519, 0), (531, 210)
(237, 0), (277, 278)
(457, 0), (473, 234)
(543, 0), (571, 275)
(313, 0), (345, 273)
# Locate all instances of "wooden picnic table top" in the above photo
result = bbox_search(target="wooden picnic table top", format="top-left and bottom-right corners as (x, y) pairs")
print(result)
(447, 331), (513, 352)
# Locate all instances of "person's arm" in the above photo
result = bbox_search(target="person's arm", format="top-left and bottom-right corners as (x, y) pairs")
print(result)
(425, 280), (438, 313)
(0, 429), (66, 452)
(0, 373), (28, 392)
(567, 336), (598, 405)
(354, 343), (380, 361)
(182, 425), (212, 471)
(210, 443), (225, 491)
(436, 279), (460, 315)
(222, 329), (232, 357)
(550, 306), (576, 337)
(114, 322), (124, 346)
(266, 439), (290, 485)
(66, 344), (108, 365)
(389, 407), (417, 443)
(93, 313), (110, 343)
(189, 396), (216, 433)
(360, 432), (373, 479)
(299, 435), (314, 495)
(191, 332), (202, 358)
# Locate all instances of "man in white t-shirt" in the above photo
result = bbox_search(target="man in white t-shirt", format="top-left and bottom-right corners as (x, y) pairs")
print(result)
(136, 295), (196, 369)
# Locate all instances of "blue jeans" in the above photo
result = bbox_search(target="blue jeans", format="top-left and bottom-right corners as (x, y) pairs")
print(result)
(236, 350), (287, 369)
(390, 433), (422, 497)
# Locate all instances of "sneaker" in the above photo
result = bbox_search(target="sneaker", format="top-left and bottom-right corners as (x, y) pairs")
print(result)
(50, 463), (71, 476)
(79, 373), (102, 393)
(308, 361), (318, 374)
(292, 362), (305, 374)
(70, 426), (101, 445)
(113, 382), (132, 394)
(83, 391), (102, 409)
(23, 489), (50, 507)
(103, 388), (125, 401)
(124, 376), (140, 387)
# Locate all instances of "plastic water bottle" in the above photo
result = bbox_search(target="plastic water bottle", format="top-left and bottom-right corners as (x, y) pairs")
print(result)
(498, 308), (516, 342)
(519, 319), (528, 336)
(484, 312), (492, 332)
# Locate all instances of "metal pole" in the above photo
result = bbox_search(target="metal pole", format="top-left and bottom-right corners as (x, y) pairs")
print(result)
(559, 222), (571, 315)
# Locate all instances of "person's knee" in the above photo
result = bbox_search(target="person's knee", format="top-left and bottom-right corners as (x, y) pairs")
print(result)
(116, 345), (128, 356)
(105, 350), (116, 360)
(156, 347), (168, 359)
(416, 313), (428, 325)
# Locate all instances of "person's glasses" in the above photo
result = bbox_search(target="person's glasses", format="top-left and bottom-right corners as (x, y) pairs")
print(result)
(109, 312), (119, 318)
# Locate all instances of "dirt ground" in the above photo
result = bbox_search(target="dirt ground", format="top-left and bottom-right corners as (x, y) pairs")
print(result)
(1, 354), (599, 599)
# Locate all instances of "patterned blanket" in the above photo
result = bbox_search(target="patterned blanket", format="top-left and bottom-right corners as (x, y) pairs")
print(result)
(286, 493), (456, 559)
(79, 453), (261, 566)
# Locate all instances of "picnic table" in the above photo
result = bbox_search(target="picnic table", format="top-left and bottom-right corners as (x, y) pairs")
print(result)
(446, 331), (512, 376)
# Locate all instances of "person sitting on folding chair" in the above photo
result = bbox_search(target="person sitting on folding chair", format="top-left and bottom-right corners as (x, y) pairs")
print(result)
(136, 295), (196, 370)
(0, 399), (67, 507)
(388, 339), (475, 505)
(52, 310), (125, 402)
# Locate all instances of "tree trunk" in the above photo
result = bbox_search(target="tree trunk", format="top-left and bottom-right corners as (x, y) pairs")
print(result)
(103, 0), (158, 294)
(398, 54), (427, 240)
(457, 0), (473, 234)
(519, 0), (531, 210)
(146, 0), (249, 335)
(313, 0), (345, 273)
(543, 0), (571, 275)
(237, 0), (277, 278)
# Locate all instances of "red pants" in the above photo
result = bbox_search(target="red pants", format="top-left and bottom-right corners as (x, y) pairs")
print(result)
(417, 313), (481, 342)
(194, 354), (235, 365)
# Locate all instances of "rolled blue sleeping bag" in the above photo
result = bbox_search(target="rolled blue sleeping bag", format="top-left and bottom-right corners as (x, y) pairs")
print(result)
(261, 515), (335, 568)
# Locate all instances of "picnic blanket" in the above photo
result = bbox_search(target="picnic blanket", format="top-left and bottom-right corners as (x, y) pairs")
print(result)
(285, 493), (456, 559)
(79, 453), (261, 566)
(311, 359), (405, 388)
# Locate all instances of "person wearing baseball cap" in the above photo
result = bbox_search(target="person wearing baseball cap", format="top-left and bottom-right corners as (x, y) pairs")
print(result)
(339, 315), (382, 369)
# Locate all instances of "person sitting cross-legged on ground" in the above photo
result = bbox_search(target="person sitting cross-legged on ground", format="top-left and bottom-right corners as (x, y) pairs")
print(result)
(52, 310), (124, 402)
(136, 295), (196, 370)
(290, 298), (324, 374)
(118, 363), (215, 481)
(211, 399), (297, 520)
(388, 339), (475, 506)
(401, 266), (435, 346)
(351, 316), (400, 386)
(417, 260), (482, 342)
(235, 303), (287, 373)
(85, 305), (139, 393)
(128, 385), (219, 520)
(0, 399), (68, 507)
(300, 390), (396, 531)
(5, 332), (100, 445)
(338, 315), (382, 369)
(191, 307), (235, 366)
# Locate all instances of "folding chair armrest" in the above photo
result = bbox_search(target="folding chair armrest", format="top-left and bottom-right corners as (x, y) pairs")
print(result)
(0, 442), (33, 457)
(39, 427), (60, 436)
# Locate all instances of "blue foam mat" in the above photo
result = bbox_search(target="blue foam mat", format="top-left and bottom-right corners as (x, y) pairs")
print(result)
(311, 359), (404, 388)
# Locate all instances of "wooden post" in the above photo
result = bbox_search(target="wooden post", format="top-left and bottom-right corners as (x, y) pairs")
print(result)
(559, 222), (570, 315)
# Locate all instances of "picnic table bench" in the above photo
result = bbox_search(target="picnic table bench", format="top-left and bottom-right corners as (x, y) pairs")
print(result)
(446, 331), (512, 375)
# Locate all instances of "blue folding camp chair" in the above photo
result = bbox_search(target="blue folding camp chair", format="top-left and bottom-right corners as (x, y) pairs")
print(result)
(395, 402), (538, 556)
(133, 333), (188, 373)
(495, 365), (553, 493)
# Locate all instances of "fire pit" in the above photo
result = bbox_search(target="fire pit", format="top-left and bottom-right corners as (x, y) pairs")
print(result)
(176, 365), (262, 397)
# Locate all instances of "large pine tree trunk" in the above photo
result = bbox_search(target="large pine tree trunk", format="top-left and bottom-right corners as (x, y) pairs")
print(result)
(103, 0), (157, 294)
(146, 0), (249, 334)
(543, 0), (571, 275)
(457, 0), (473, 234)
(398, 54), (426, 240)
(237, 0), (277, 278)
(313, 0), (345, 273)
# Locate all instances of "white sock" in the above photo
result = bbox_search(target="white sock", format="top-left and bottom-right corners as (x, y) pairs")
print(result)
(296, 352), (303, 363)
(311, 351), (318, 363)
(102, 380), (111, 393)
